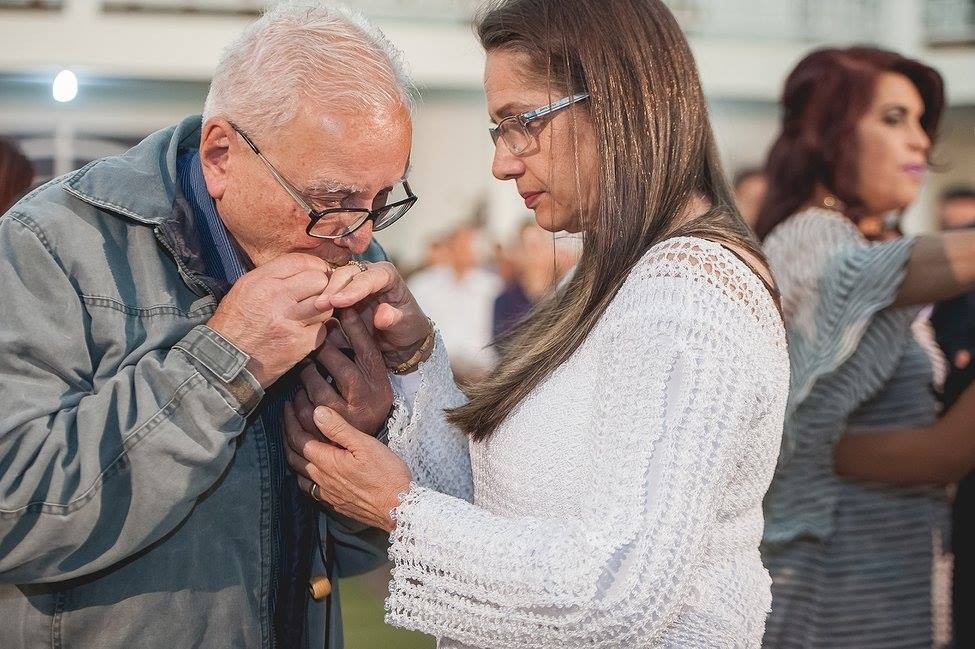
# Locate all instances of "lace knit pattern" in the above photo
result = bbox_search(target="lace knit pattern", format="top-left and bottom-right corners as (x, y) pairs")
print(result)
(385, 237), (789, 648)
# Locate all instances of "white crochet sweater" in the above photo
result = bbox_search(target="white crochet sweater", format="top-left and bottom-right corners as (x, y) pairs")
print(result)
(385, 238), (789, 648)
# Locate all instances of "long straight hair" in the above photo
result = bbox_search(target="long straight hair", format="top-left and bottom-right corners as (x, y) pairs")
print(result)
(448, 0), (768, 441)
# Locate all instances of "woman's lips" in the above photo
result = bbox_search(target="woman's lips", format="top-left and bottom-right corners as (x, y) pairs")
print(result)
(522, 191), (544, 209)
(902, 163), (926, 181)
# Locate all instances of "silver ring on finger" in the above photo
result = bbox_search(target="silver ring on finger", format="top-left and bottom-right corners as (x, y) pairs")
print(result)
(310, 482), (323, 503)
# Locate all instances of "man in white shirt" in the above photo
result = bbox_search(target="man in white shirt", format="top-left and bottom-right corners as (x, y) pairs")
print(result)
(409, 224), (502, 382)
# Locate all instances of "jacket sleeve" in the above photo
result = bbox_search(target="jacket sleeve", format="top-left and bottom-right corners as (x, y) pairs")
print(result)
(0, 213), (263, 584)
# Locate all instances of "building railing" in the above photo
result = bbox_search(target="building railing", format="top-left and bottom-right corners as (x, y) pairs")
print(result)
(98, 0), (479, 21)
(0, 1), (63, 8)
(1, 0), (972, 45)
(666, 0), (885, 43)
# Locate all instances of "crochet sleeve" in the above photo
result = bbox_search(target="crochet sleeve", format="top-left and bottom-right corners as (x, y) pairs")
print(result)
(387, 332), (474, 502)
(384, 248), (775, 647)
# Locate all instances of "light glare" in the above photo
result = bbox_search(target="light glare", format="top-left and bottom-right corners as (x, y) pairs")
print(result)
(53, 70), (78, 103)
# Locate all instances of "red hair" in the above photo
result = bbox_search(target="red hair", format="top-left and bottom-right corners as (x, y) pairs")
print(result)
(754, 46), (944, 240)
(0, 137), (34, 215)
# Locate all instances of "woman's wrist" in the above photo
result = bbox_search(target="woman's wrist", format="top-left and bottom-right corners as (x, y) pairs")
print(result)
(382, 480), (412, 532)
(385, 319), (435, 374)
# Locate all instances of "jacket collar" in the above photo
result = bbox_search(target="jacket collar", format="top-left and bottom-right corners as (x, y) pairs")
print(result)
(62, 114), (204, 226)
(60, 115), (226, 298)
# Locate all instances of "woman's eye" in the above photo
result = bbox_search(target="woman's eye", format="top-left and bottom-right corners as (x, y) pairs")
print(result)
(882, 113), (904, 126)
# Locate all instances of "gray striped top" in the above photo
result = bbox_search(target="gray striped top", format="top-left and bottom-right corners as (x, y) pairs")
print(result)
(760, 209), (950, 648)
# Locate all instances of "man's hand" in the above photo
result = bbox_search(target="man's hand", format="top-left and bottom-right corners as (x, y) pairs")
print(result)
(294, 307), (393, 437)
(314, 261), (433, 368)
(207, 253), (333, 388)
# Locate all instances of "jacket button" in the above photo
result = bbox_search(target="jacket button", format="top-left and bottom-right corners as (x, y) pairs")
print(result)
(308, 574), (332, 601)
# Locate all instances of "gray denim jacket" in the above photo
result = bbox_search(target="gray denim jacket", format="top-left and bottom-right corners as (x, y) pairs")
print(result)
(0, 116), (389, 648)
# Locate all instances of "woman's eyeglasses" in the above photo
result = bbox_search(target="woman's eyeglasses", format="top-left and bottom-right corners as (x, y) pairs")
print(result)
(489, 92), (589, 157)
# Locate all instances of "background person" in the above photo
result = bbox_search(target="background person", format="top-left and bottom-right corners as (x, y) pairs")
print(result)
(754, 46), (975, 649)
(0, 136), (34, 214)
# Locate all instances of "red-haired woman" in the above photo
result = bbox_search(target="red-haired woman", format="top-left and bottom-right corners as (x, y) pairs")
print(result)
(758, 47), (975, 647)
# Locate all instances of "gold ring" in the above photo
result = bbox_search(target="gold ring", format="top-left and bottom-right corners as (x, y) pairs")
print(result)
(344, 259), (367, 273)
(310, 483), (323, 502)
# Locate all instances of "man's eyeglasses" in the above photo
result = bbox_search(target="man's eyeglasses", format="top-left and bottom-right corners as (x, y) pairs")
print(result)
(231, 124), (417, 240)
(489, 92), (589, 157)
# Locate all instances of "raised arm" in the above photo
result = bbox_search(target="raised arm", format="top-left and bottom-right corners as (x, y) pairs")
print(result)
(384, 332), (473, 501)
(894, 229), (975, 307)
(0, 215), (262, 584)
(834, 379), (975, 484)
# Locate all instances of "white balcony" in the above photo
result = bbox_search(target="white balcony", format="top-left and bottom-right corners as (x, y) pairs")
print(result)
(0, 0), (971, 101)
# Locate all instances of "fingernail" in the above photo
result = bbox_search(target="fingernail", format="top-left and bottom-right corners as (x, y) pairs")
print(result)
(314, 406), (329, 422)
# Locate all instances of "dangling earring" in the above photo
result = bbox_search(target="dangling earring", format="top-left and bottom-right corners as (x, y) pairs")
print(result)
(821, 195), (842, 210)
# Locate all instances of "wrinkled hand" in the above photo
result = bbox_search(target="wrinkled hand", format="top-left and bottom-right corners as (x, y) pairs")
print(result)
(294, 307), (393, 437)
(284, 403), (411, 531)
(314, 261), (432, 368)
(207, 253), (333, 387)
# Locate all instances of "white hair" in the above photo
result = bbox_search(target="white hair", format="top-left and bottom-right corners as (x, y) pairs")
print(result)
(203, 0), (415, 135)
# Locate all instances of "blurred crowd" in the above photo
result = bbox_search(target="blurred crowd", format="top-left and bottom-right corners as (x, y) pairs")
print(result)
(404, 220), (578, 384)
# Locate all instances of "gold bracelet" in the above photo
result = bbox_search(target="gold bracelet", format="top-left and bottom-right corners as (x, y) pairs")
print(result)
(389, 320), (435, 375)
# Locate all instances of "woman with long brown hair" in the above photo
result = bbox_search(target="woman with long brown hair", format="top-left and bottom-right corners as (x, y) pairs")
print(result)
(757, 47), (975, 648)
(284, 0), (788, 645)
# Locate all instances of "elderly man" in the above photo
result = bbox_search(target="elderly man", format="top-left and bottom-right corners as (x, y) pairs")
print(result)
(0, 3), (416, 648)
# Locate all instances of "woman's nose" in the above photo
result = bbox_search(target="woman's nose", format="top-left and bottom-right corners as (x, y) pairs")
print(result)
(909, 121), (931, 153)
(492, 140), (525, 181)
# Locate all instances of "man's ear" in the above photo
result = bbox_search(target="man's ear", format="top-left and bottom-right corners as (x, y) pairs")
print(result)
(199, 118), (235, 200)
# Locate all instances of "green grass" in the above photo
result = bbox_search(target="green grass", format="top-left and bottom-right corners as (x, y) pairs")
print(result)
(340, 568), (434, 649)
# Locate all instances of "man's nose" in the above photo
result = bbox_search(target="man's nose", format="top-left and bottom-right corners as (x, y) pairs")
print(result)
(334, 219), (374, 255)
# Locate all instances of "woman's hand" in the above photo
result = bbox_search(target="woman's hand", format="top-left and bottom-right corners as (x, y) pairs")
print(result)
(314, 261), (432, 368)
(284, 402), (411, 532)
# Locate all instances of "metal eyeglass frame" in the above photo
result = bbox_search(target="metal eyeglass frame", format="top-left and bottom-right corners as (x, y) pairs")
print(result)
(231, 124), (417, 240)
(489, 92), (590, 156)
